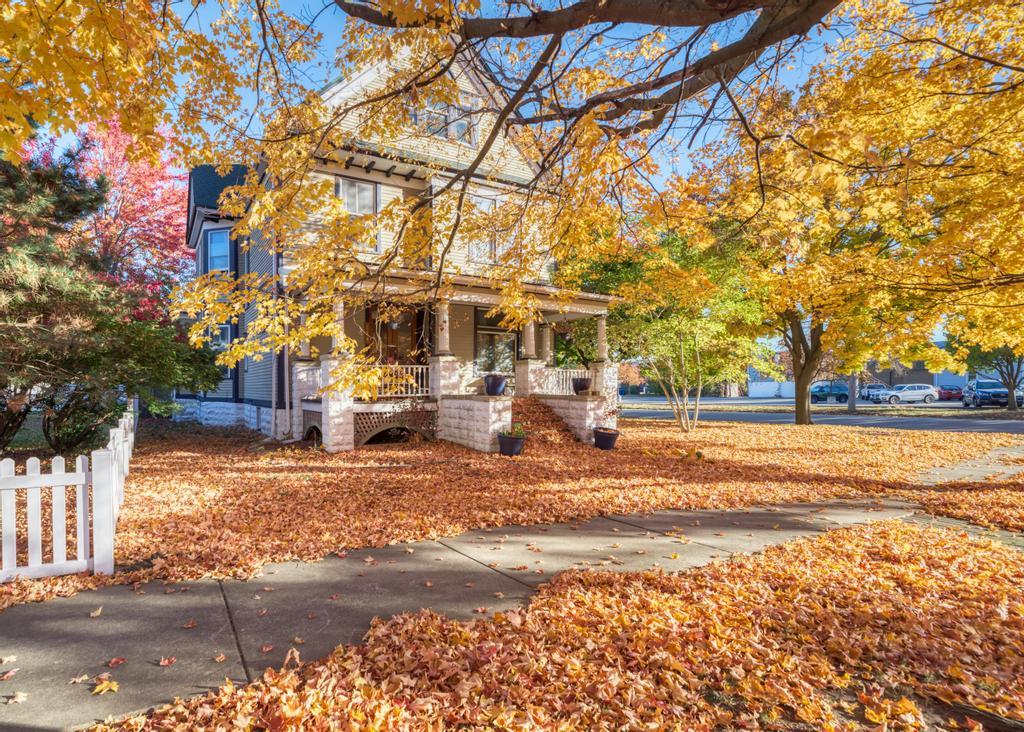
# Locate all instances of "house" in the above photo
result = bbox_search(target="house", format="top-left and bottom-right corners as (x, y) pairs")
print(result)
(174, 59), (618, 452)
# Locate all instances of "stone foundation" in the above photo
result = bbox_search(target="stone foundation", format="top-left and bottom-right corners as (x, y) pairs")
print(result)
(172, 398), (288, 438)
(437, 395), (512, 453)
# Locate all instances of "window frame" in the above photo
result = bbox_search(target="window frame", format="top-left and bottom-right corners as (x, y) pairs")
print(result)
(412, 99), (477, 146)
(467, 194), (498, 264)
(336, 175), (380, 252)
(473, 308), (518, 375)
(447, 105), (476, 146)
(206, 228), (231, 272)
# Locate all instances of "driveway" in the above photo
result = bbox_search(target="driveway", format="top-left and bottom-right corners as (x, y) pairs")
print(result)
(623, 407), (1024, 433)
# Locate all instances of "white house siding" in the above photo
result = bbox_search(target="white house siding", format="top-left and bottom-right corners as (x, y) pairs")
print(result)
(322, 59), (536, 185)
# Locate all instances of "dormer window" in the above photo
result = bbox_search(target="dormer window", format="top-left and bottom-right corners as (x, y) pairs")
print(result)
(207, 229), (230, 271)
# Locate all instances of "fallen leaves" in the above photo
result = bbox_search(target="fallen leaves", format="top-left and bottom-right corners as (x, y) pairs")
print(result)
(1, 418), (1021, 614)
(98, 522), (1024, 730)
(91, 679), (118, 696)
(0, 667), (18, 681)
(181, 619), (197, 630)
(106, 657), (126, 669)
(157, 657), (175, 667)
(6, 691), (26, 704)
(90, 607), (103, 618)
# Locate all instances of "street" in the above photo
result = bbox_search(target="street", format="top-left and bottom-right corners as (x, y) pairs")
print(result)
(620, 396), (1024, 433)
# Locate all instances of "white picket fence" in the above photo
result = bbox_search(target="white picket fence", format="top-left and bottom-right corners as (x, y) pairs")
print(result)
(0, 408), (135, 582)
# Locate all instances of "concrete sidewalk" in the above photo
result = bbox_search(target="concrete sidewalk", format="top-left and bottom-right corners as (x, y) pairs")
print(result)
(0, 498), (920, 730)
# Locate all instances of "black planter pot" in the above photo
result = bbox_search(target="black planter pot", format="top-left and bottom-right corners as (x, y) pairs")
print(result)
(593, 427), (619, 450)
(571, 377), (593, 395)
(498, 433), (526, 456)
(484, 374), (508, 396)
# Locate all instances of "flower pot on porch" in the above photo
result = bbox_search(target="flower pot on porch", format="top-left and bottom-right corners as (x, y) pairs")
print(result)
(497, 433), (526, 456)
(484, 374), (508, 396)
(571, 377), (592, 395)
(593, 427), (619, 450)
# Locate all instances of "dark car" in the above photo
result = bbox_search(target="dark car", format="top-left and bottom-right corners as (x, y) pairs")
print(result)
(962, 379), (1023, 408)
(810, 380), (849, 403)
(937, 384), (963, 401)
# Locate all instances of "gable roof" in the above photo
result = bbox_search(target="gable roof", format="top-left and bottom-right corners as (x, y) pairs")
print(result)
(320, 54), (540, 186)
(186, 164), (248, 246)
(189, 164), (248, 209)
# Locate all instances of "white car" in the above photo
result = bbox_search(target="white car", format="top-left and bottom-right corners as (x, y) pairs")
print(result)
(871, 383), (938, 404)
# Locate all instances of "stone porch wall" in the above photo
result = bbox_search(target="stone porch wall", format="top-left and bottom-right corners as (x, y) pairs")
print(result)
(537, 395), (611, 443)
(437, 395), (512, 453)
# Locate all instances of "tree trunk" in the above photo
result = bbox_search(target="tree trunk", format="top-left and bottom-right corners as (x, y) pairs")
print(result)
(781, 313), (824, 426)
(794, 368), (816, 425)
(847, 372), (858, 413)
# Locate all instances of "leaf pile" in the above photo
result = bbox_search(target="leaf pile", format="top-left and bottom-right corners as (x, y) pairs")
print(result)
(100, 521), (1024, 730)
(0, 416), (1018, 612)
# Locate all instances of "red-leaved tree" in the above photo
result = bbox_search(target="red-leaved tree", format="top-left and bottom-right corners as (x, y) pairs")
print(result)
(75, 121), (190, 315)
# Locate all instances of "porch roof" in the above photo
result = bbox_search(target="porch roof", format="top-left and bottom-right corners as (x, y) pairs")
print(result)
(346, 269), (615, 318)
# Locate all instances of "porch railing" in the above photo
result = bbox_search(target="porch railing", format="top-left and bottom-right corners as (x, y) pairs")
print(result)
(373, 364), (431, 399)
(539, 367), (592, 395)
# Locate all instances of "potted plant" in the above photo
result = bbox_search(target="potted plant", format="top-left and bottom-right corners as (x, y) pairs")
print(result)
(571, 376), (592, 394)
(497, 422), (527, 456)
(592, 426), (619, 450)
(484, 373), (508, 396)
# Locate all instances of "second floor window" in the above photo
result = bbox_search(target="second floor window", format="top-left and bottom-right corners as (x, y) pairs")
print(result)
(467, 195), (498, 263)
(338, 177), (378, 251)
(339, 177), (375, 216)
(207, 229), (230, 271)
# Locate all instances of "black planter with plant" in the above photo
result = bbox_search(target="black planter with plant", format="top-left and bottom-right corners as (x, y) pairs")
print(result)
(484, 374), (508, 396)
(498, 422), (527, 456)
(571, 377), (592, 394)
(593, 426), (619, 450)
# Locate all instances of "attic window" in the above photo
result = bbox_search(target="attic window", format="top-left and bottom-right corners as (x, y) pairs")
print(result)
(414, 100), (476, 145)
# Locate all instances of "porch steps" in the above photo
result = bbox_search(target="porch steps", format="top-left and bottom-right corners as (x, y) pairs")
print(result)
(511, 397), (577, 447)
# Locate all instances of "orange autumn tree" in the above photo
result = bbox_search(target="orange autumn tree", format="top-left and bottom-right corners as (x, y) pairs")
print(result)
(646, 0), (1024, 423)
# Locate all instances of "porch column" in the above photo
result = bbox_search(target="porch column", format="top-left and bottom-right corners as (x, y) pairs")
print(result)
(521, 320), (537, 360)
(538, 323), (552, 365)
(331, 300), (345, 351)
(595, 314), (608, 362)
(434, 299), (452, 356)
(545, 325), (556, 366)
(515, 319), (544, 396)
(320, 357), (355, 452)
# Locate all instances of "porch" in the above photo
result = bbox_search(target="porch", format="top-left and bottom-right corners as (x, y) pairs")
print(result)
(290, 293), (618, 451)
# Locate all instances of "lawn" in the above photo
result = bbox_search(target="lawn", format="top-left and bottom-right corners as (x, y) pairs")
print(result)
(2, 407), (1021, 612)
(101, 521), (1024, 731)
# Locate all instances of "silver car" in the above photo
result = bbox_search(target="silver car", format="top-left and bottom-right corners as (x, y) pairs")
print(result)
(871, 383), (938, 404)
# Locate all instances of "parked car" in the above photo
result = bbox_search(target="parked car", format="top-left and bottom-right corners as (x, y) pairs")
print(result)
(936, 384), (963, 401)
(809, 380), (849, 403)
(858, 382), (887, 401)
(962, 379), (1024, 408)
(871, 383), (938, 404)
